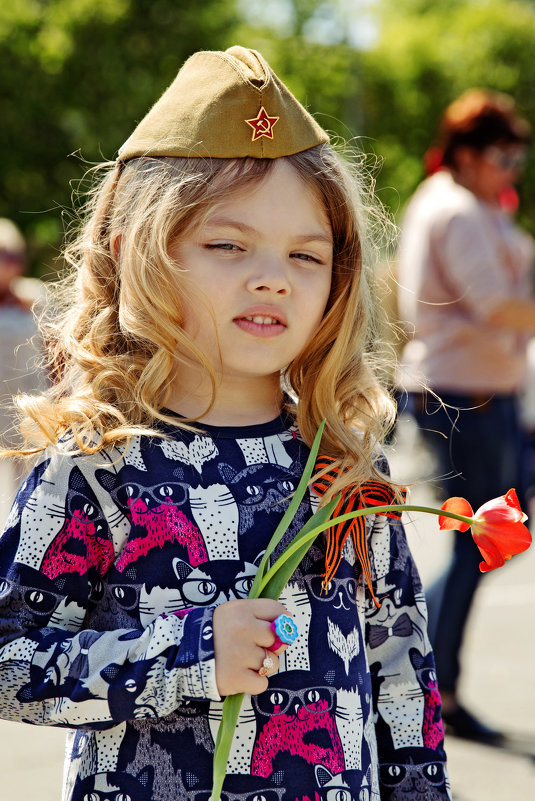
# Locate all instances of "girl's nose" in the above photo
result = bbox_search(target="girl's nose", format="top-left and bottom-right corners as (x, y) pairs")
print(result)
(246, 254), (291, 295)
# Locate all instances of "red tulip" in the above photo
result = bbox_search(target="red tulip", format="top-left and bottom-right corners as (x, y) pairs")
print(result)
(439, 489), (532, 572)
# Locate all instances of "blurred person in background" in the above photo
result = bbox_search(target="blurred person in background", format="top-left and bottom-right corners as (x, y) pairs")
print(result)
(397, 89), (535, 743)
(0, 218), (47, 516)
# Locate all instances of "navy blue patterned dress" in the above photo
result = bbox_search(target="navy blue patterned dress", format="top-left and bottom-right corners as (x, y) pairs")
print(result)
(0, 412), (449, 800)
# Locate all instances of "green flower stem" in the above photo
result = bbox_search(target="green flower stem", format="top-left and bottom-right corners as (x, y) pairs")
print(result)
(210, 693), (245, 801)
(258, 504), (474, 593)
(210, 422), (326, 801)
(247, 419), (325, 599)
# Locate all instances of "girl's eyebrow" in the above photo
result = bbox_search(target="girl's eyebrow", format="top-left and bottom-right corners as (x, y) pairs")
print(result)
(204, 216), (256, 235)
(293, 232), (333, 247)
(204, 215), (333, 246)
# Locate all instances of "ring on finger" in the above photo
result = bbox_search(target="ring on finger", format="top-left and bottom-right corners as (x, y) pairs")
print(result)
(258, 649), (275, 677)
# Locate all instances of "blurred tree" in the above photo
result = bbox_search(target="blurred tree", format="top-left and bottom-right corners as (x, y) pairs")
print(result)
(0, 0), (239, 274)
(3, 0), (535, 276)
(361, 0), (535, 227)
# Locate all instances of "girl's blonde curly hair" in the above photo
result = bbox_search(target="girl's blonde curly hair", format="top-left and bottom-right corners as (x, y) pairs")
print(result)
(11, 143), (397, 501)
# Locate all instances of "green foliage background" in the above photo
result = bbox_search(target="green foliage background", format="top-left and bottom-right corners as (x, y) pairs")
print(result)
(2, 0), (535, 275)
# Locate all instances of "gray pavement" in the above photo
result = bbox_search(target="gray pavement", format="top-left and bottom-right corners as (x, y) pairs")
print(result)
(0, 417), (534, 799)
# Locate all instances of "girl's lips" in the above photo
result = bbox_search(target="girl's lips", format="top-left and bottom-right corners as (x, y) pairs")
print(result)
(234, 316), (286, 338)
(233, 308), (287, 338)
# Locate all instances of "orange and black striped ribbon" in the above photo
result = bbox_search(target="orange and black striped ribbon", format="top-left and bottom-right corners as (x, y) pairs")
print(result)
(311, 455), (406, 608)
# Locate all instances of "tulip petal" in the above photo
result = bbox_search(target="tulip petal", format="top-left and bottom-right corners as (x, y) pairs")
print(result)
(439, 497), (473, 531)
(473, 533), (506, 572)
(504, 488), (528, 523)
(474, 522), (531, 561)
(475, 493), (524, 525)
(469, 489), (532, 572)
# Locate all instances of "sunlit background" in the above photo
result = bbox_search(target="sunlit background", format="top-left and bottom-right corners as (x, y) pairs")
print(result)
(2, 0), (535, 278)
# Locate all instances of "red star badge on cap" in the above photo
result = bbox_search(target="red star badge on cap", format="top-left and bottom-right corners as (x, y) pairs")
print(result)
(245, 107), (280, 141)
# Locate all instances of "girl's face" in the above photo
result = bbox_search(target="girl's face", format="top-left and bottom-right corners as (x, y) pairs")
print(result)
(170, 159), (333, 389)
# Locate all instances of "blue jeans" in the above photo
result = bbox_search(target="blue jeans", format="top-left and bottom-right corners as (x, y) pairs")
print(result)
(407, 391), (525, 693)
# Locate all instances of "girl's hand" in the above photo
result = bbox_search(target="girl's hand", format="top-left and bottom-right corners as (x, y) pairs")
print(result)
(213, 599), (289, 696)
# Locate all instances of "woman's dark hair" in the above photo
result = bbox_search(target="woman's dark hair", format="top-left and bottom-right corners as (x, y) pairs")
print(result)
(437, 89), (530, 168)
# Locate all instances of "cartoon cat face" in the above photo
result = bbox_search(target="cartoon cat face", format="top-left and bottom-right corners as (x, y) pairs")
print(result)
(315, 765), (369, 801)
(380, 757), (449, 801)
(76, 766), (154, 801)
(172, 557), (259, 608)
(38, 466), (114, 582)
(251, 671), (345, 779)
(409, 648), (437, 692)
(219, 462), (297, 514)
(183, 771), (284, 801)
(93, 575), (142, 628)
(96, 464), (208, 569)
(97, 464), (188, 516)
(0, 564), (85, 644)
(218, 463), (310, 558)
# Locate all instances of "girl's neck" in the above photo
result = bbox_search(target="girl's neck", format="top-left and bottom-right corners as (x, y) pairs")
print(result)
(166, 370), (283, 427)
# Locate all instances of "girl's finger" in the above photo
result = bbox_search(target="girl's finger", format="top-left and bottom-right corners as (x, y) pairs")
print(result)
(257, 648), (279, 677)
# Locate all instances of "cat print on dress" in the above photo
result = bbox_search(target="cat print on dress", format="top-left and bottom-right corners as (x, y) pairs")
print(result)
(12, 460), (111, 579)
(251, 671), (345, 779)
(75, 765), (155, 801)
(172, 555), (261, 609)
(0, 565), (84, 644)
(0, 419), (449, 800)
(96, 466), (207, 569)
(366, 593), (427, 750)
(218, 461), (310, 560)
(182, 770), (286, 801)
(315, 765), (370, 801)
(95, 573), (143, 630)
(41, 467), (115, 583)
(379, 753), (450, 801)
(306, 556), (364, 685)
(409, 648), (444, 750)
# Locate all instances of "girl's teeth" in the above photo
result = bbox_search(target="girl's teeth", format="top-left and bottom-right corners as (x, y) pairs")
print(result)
(246, 316), (278, 324)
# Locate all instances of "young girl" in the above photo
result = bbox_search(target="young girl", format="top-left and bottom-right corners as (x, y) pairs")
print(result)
(0, 47), (449, 801)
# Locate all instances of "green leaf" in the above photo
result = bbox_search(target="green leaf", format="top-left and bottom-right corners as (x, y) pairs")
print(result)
(211, 420), (327, 799)
(247, 419), (325, 599)
(210, 693), (245, 801)
(259, 496), (339, 600)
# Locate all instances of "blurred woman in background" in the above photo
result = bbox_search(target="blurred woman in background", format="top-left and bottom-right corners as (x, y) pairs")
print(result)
(397, 89), (535, 742)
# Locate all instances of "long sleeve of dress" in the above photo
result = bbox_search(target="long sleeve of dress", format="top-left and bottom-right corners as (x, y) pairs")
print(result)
(365, 509), (450, 800)
(0, 446), (220, 730)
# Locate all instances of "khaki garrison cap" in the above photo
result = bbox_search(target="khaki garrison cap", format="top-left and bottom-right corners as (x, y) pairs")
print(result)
(118, 46), (329, 161)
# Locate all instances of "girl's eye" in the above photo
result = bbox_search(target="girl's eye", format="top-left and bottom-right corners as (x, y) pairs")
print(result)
(291, 252), (322, 264)
(204, 242), (242, 252)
